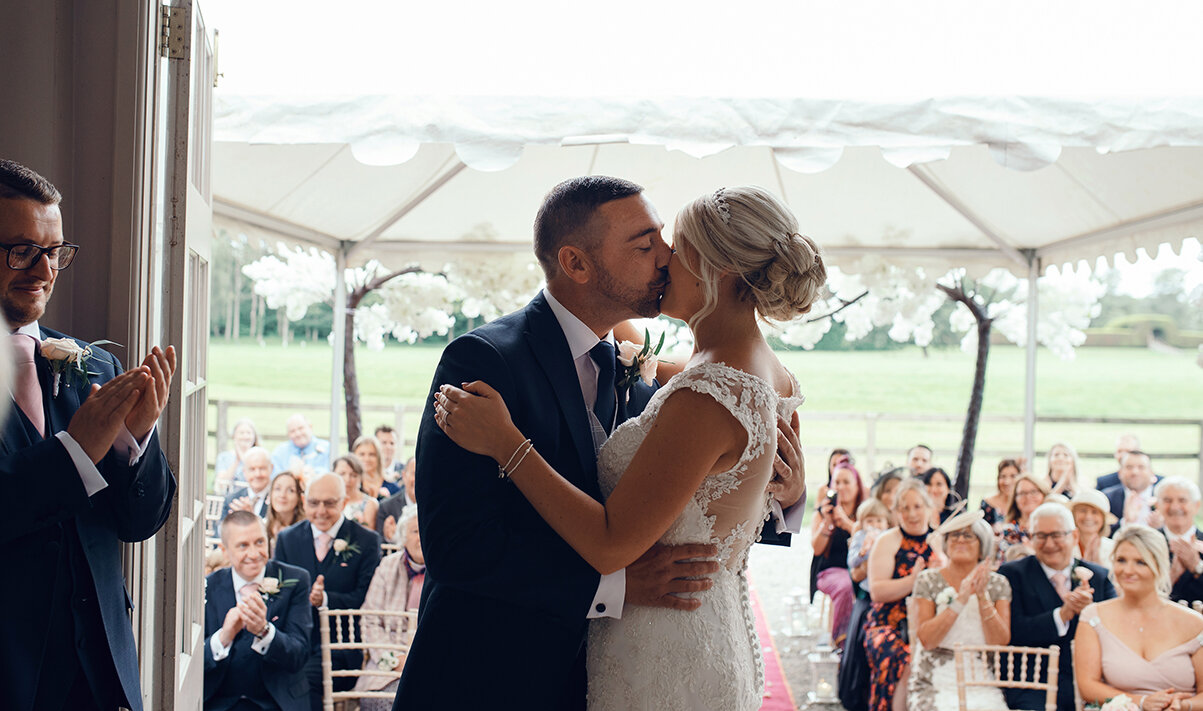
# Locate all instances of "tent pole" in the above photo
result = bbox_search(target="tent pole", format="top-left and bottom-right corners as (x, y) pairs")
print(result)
(1023, 251), (1041, 466)
(330, 243), (348, 454)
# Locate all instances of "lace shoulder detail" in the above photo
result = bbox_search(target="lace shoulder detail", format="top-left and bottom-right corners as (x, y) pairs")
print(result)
(914, 569), (946, 600)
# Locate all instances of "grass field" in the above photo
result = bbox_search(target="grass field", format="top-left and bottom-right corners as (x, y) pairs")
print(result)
(209, 340), (1203, 502)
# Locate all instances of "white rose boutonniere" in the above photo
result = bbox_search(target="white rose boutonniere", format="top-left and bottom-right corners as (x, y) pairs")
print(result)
(39, 337), (119, 397)
(331, 538), (362, 563)
(332, 539), (348, 553)
(377, 651), (400, 671)
(1073, 566), (1093, 584)
(616, 330), (668, 389)
(257, 575), (298, 601)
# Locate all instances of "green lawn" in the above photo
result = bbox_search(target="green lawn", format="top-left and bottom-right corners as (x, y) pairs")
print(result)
(209, 340), (1203, 501)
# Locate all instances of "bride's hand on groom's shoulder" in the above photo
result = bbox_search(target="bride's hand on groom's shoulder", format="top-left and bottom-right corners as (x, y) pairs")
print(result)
(626, 543), (720, 611)
(434, 381), (522, 462)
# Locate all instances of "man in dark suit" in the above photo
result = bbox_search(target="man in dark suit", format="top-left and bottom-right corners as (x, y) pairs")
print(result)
(1095, 433), (1140, 490)
(272, 471), (382, 711)
(1102, 450), (1160, 534)
(0, 159), (176, 711)
(1000, 502), (1116, 711)
(375, 456), (414, 539)
(220, 446), (272, 520)
(205, 511), (311, 711)
(394, 177), (805, 710)
(1151, 476), (1203, 603)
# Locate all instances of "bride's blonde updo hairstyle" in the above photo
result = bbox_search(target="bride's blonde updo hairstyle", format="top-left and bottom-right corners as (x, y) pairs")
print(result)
(673, 185), (826, 331)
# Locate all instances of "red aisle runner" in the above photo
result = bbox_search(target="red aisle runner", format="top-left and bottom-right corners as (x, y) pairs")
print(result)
(751, 579), (798, 711)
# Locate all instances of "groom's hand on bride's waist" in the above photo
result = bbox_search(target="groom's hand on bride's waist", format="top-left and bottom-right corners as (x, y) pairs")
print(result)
(626, 543), (720, 611)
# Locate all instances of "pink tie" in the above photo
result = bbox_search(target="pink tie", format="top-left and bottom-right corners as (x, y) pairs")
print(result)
(1051, 572), (1069, 601)
(316, 532), (332, 562)
(11, 334), (44, 436)
(407, 572), (425, 610)
(240, 582), (259, 600)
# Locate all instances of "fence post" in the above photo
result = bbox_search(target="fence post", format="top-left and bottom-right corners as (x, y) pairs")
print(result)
(215, 400), (229, 456)
(865, 413), (878, 474)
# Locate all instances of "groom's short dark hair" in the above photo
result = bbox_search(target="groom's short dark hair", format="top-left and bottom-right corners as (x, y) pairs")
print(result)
(0, 159), (62, 204)
(533, 175), (643, 279)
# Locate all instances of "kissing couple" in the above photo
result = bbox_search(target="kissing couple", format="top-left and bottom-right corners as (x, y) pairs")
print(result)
(394, 177), (826, 711)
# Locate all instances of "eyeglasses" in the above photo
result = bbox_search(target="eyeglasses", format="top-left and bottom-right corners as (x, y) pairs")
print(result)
(0, 242), (80, 271)
(946, 529), (977, 541)
(1015, 489), (1044, 499)
(305, 498), (342, 510)
(1032, 530), (1072, 544)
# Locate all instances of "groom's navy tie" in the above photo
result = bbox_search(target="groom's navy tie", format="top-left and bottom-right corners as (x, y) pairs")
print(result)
(589, 341), (617, 434)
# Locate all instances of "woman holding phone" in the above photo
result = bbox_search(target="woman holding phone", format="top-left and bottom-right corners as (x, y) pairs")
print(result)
(811, 462), (866, 646)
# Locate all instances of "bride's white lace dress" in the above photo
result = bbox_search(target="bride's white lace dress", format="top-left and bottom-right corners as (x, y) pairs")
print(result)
(587, 362), (803, 711)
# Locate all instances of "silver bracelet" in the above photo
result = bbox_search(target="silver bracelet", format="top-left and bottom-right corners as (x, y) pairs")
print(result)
(498, 438), (532, 478)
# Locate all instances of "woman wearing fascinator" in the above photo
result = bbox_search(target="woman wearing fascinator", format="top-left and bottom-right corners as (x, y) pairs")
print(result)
(908, 510), (1013, 710)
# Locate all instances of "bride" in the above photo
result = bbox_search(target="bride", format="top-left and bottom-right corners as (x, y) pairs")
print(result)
(433, 185), (825, 710)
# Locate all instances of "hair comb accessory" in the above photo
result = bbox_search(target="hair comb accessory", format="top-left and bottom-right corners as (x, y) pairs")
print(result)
(711, 188), (731, 225)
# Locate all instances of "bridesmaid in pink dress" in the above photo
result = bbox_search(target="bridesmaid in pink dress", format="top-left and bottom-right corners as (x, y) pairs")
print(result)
(1076, 525), (1203, 711)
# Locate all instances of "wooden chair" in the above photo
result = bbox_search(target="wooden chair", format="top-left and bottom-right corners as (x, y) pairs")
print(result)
(953, 643), (1059, 711)
(319, 608), (418, 711)
(381, 542), (402, 555)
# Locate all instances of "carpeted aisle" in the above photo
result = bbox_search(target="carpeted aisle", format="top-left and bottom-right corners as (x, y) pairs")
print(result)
(751, 580), (798, 711)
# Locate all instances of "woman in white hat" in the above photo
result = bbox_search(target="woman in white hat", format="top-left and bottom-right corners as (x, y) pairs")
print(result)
(1071, 489), (1118, 566)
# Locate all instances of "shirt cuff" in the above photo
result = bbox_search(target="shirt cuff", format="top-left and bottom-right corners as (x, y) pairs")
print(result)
(250, 623), (276, 654)
(587, 569), (625, 620)
(55, 432), (110, 497)
(322, 591), (329, 608)
(210, 631), (232, 661)
(1052, 607), (1070, 637)
(771, 498), (806, 535)
(111, 424), (154, 465)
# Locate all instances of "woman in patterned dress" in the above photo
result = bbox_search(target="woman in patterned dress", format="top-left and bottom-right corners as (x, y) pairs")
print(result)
(995, 474), (1049, 564)
(980, 458), (1020, 531)
(865, 478), (935, 711)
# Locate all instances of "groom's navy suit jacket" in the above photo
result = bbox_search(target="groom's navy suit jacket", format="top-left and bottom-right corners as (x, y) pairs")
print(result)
(395, 292), (658, 710)
(998, 556), (1115, 711)
(0, 326), (175, 711)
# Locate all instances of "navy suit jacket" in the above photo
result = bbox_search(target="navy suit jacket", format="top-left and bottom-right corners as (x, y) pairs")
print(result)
(271, 518), (381, 667)
(1166, 528), (1203, 604)
(0, 326), (175, 711)
(395, 292), (658, 710)
(203, 562), (312, 711)
(999, 556), (1116, 711)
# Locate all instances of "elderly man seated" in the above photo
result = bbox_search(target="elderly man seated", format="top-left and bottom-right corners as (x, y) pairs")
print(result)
(221, 447), (273, 520)
(205, 511), (312, 711)
(271, 414), (330, 476)
(1153, 476), (1203, 603)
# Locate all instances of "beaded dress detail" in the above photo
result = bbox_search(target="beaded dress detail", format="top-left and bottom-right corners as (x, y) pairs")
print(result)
(586, 362), (804, 711)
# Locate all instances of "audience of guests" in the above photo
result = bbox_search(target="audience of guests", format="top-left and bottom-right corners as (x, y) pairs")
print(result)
(980, 458), (1020, 530)
(205, 511), (311, 711)
(1096, 433), (1141, 491)
(909, 512), (1011, 710)
(1076, 525), (1203, 711)
(998, 502), (1116, 711)
(1155, 476), (1203, 604)
(922, 467), (959, 526)
(333, 454), (380, 532)
(221, 447), (274, 520)
(1070, 489), (1117, 566)
(271, 414), (331, 476)
(353, 504), (425, 710)
(266, 471), (307, 555)
(352, 435), (399, 500)
(1046, 441), (1081, 497)
(377, 457), (417, 538)
(865, 478), (935, 711)
(997, 474), (1050, 563)
(374, 424), (403, 481)
(811, 462), (865, 645)
(271, 472), (382, 711)
(1103, 450), (1160, 530)
(214, 418), (260, 490)
(906, 444), (933, 477)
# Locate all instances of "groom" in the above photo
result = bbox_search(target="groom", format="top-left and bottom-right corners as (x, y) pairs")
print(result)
(395, 177), (804, 710)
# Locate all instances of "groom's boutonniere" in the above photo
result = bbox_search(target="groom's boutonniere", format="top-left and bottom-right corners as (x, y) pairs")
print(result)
(258, 575), (299, 602)
(332, 538), (361, 563)
(40, 337), (119, 397)
(616, 329), (667, 389)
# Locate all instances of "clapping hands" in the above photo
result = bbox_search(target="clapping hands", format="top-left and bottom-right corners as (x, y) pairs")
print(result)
(219, 584), (269, 646)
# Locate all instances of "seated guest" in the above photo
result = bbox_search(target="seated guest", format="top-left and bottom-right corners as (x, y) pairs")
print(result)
(815, 448), (853, 501)
(221, 447), (273, 520)
(1045, 441), (1080, 497)
(1155, 476), (1203, 604)
(811, 462), (865, 646)
(909, 512), (1011, 710)
(376, 456), (416, 541)
(272, 472), (382, 711)
(1070, 489), (1117, 566)
(215, 418), (260, 490)
(205, 511), (312, 711)
(907, 444), (933, 477)
(266, 471), (306, 555)
(374, 424), (402, 482)
(333, 454), (379, 531)
(839, 498), (891, 711)
(999, 502), (1116, 711)
(353, 504), (425, 710)
(981, 459), (1020, 530)
(865, 479), (936, 711)
(1075, 524), (1203, 711)
(849, 498), (891, 597)
(869, 466), (906, 521)
(1103, 450), (1160, 531)
(923, 467), (959, 526)
(271, 414), (331, 476)
(1096, 433), (1141, 490)
(352, 435), (398, 500)
(996, 474), (1049, 563)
